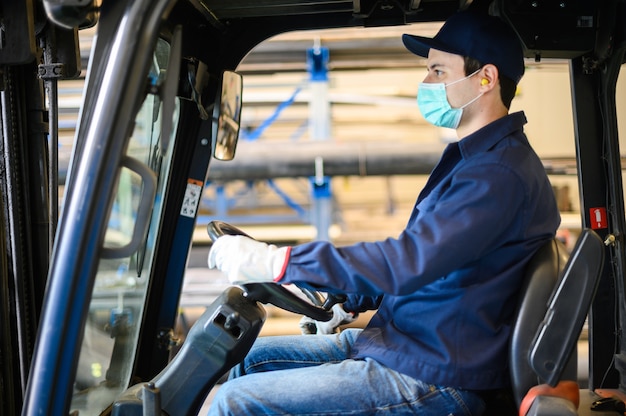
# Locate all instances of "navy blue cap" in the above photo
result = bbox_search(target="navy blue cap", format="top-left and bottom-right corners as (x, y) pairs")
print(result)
(402, 11), (525, 83)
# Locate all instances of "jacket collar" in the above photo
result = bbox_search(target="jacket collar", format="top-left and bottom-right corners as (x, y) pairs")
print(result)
(458, 111), (528, 159)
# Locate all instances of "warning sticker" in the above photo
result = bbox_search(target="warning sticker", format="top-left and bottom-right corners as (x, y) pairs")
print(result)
(180, 179), (203, 218)
(589, 207), (608, 229)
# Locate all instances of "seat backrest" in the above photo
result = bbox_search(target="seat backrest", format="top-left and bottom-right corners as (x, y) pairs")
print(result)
(509, 237), (570, 406)
(509, 229), (605, 409)
(528, 229), (605, 386)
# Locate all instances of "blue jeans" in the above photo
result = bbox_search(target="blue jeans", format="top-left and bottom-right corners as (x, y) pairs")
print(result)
(208, 329), (485, 415)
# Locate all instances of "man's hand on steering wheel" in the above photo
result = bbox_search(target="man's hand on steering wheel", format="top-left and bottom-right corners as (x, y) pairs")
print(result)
(208, 234), (291, 284)
(206, 220), (343, 323)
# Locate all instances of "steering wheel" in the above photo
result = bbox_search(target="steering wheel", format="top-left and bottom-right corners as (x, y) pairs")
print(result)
(207, 220), (343, 322)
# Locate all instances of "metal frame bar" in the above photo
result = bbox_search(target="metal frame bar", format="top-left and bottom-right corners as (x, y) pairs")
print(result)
(22, 0), (177, 413)
(570, 50), (625, 389)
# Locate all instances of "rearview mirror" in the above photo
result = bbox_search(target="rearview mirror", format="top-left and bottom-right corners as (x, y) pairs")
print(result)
(43, 0), (99, 29)
(213, 71), (243, 161)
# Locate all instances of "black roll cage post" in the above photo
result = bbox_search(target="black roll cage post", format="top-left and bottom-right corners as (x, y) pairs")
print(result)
(570, 31), (626, 389)
(21, 0), (179, 414)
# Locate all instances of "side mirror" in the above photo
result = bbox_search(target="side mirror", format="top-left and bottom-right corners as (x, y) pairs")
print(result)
(212, 71), (242, 161)
(43, 0), (99, 29)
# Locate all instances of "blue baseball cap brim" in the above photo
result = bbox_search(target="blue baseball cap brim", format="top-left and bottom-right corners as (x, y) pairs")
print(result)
(402, 11), (525, 83)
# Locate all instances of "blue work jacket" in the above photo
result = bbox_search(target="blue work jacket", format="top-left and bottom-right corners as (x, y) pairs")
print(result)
(280, 111), (560, 390)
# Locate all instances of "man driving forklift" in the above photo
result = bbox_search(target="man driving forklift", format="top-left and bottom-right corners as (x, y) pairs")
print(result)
(207, 10), (560, 415)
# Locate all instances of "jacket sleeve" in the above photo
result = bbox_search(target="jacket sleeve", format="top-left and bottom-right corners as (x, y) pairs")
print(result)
(280, 160), (528, 296)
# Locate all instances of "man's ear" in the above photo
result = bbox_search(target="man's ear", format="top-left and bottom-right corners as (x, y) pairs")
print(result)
(479, 64), (499, 91)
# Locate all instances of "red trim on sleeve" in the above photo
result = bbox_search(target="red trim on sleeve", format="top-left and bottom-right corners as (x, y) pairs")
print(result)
(274, 246), (292, 282)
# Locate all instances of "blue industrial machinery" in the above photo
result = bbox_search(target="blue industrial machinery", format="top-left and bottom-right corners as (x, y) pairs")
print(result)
(199, 45), (336, 241)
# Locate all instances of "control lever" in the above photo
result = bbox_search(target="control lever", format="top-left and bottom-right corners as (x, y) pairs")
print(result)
(323, 293), (347, 310)
(142, 383), (161, 416)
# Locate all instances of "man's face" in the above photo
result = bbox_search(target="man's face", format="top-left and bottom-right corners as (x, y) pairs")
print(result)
(423, 48), (479, 109)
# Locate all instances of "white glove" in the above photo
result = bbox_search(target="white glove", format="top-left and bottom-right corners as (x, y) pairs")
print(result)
(207, 235), (291, 284)
(299, 303), (357, 335)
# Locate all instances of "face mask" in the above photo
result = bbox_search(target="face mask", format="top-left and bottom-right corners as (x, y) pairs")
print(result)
(417, 69), (483, 129)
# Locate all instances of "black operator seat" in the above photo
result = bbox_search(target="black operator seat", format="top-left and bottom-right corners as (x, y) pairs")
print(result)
(510, 229), (605, 416)
(511, 237), (571, 409)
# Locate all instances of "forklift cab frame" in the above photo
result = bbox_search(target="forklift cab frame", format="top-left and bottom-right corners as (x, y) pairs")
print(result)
(1, 0), (625, 415)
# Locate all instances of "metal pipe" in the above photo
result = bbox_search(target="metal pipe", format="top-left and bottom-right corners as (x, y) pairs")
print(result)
(56, 140), (579, 184)
(207, 141), (446, 180)
(45, 78), (58, 252)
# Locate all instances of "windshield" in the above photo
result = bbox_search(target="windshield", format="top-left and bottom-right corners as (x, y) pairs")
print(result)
(69, 37), (178, 415)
